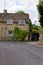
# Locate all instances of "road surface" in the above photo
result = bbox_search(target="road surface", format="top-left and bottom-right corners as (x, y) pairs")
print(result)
(0, 41), (43, 65)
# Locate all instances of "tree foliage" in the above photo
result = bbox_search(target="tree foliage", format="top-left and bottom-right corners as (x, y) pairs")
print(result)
(13, 27), (28, 41)
(29, 19), (33, 30)
(37, 0), (43, 26)
(16, 11), (25, 14)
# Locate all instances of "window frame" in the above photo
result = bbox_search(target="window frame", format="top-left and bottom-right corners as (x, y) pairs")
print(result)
(8, 30), (13, 37)
(7, 19), (13, 25)
(19, 19), (25, 25)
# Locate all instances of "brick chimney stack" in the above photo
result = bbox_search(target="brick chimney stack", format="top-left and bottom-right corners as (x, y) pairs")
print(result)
(4, 9), (7, 14)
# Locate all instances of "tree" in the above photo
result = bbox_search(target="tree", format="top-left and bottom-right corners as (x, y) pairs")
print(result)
(29, 19), (39, 41)
(29, 19), (33, 41)
(15, 11), (25, 14)
(29, 19), (33, 30)
(37, 0), (43, 44)
(13, 27), (28, 41)
(37, 0), (43, 27)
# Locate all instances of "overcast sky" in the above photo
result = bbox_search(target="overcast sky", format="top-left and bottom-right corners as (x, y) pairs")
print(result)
(0, 0), (40, 25)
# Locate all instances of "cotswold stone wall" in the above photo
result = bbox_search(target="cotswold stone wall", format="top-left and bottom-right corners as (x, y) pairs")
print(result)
(39, 34), (43, 40)
(39, 31), (43, 44)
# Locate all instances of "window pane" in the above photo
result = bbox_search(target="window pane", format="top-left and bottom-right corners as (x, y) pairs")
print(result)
(8, 30), (12, 34)
(23, 20), (25, 24)
(8, 30), (13, 37)
(7, 19), (13, 24)
(19, 19), (25, 25)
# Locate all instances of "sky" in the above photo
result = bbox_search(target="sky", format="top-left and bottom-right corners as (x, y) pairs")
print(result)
(0, 0), (40, 25)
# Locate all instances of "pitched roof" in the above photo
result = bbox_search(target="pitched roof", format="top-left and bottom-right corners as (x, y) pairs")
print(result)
(0, 13), (29, 23)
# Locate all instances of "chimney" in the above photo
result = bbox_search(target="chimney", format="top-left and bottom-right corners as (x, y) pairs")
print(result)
(4, 9), (7, 14)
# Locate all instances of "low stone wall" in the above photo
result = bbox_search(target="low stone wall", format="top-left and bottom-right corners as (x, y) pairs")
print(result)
(39, 31), (43, 44)
(39, 34), (43, 40)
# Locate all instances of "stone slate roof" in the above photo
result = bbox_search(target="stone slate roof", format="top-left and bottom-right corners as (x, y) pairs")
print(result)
(0, 13), (29, 23)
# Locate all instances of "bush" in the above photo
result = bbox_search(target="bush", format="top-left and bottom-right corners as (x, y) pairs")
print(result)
(13, 27), (28, 41)
(8, 37), (14, 41)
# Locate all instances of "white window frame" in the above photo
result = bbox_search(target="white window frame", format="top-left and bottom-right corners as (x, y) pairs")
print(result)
(19, 19), (25, 25)
(8, 30), (13, 37)
(7, 19), (13, 24)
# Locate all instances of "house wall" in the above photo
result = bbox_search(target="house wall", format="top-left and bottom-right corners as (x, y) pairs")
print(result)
(0, 23), (7, 40)
(0, 22), (29, 40)
(0, 13), (29, 40)
(18, 24), (29, 31)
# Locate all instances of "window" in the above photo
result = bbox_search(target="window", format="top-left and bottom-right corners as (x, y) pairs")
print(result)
(8, 30), (13, 37)
(19, 19), (25, 25)
(7, 19), (13, 24)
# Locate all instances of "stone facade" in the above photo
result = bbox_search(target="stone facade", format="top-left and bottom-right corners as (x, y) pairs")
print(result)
(0, 10), (29, 40)
(39, 31), (43, 44)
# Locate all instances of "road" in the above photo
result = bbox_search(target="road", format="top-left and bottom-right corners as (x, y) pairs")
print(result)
(0, 41), (43, 65)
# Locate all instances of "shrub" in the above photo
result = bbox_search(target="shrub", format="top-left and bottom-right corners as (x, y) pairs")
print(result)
(8, 37), (14, 41)
(13, 27), (28, 41)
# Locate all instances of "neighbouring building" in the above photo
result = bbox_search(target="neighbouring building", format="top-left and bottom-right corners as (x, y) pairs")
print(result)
(0, 10), (29, 40)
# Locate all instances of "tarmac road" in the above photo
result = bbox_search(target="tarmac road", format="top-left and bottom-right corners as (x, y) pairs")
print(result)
(0, 41), (43, 65)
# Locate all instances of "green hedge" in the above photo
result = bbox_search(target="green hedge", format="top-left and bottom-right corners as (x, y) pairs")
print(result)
(32, 29), (39, 33)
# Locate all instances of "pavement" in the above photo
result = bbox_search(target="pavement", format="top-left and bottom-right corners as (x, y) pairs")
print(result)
(0, 41), (43, 65)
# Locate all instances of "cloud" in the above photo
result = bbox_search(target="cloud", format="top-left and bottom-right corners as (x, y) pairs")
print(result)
(0, 0), (39, 24)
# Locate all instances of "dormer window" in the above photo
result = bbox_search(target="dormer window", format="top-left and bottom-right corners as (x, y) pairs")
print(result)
(19, 19), (25, 25)
(7, 19), (13, 24)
